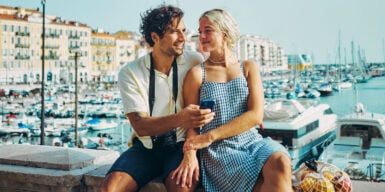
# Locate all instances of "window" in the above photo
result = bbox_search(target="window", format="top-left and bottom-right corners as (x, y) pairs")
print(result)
(324, 108), (334, 115)
(297, 120), (319, 138)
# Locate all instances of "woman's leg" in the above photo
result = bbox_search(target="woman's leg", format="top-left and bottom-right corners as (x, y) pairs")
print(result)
(253, 152), (293, 192)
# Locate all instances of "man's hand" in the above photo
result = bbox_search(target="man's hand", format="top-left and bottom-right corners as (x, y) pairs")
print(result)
(178, 104), (214, 129)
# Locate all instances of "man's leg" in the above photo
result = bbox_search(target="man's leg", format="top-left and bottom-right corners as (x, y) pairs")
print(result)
(100, 171), (138, 192)
(100, 139), (161, 192)
(161, 142), (199, 192)
(165, 171), (199, 192)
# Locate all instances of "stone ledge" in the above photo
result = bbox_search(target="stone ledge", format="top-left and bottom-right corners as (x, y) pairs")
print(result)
(2, 145), (384, 191)
(0, 144), (120, 191)
(0, 144), (169, 192)
(0, 144), (118, 170)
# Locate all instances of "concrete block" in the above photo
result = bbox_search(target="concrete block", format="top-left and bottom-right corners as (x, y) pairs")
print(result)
(0, 144), (119, 191)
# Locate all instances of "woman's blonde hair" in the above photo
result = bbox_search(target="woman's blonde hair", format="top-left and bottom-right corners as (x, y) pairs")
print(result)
(200, 9), (240, 49)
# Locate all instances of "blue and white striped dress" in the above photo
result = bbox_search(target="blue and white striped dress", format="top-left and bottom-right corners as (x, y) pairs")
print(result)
(199, 62), (288, 192)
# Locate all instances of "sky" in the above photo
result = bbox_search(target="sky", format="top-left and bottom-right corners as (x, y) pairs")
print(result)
(2, 0), (385, 64)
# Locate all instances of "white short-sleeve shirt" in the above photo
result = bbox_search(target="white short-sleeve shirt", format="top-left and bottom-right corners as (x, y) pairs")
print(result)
(118, 50), (203, 149)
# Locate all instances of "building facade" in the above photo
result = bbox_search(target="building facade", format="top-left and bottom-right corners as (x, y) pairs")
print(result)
(235, 34), (288, 74)
(0, 5), (93, 85)
(1, 5), (291, 86)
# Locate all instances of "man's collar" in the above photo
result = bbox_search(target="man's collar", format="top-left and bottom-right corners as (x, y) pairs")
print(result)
(144, 52), (186, 70)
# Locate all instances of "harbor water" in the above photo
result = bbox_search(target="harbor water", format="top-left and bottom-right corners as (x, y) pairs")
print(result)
(318, 76), (385, 115)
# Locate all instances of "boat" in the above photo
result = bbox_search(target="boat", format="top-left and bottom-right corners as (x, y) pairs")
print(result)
(44, 125), (64, 137)
(84, 133), (116, 150)
(261, 99), (337, 169)
(0, 126), (31, 137)
(303, 88), (320, 99)
(318, 103), (385, 181)
(85, 105), (122, 118)
(333, 81), (353, 91)
(86, 118), (118, 131)
(317, 83), (333, 97)
(332, 30), (353, 92)
(64, 127), (88, 136)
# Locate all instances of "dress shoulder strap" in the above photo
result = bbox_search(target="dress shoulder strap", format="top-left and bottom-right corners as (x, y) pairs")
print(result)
(201, 62), (206, 82)
(240, 60), (246, 76)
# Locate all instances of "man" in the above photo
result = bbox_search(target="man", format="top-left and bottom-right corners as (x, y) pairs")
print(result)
(100, 5), (214, 192)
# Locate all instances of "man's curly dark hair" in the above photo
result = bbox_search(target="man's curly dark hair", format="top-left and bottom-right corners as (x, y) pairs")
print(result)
(140, 5), (184, 47)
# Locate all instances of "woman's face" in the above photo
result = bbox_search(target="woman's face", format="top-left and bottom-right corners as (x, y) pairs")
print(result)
(198, 17), (224, 52)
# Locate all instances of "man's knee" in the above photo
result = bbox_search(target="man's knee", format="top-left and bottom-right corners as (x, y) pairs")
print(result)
(164, 172), (199, 192)
(100, 171), (138, 192)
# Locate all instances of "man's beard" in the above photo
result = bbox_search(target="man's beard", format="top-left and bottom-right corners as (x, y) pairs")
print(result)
(168, 46), (184, 57)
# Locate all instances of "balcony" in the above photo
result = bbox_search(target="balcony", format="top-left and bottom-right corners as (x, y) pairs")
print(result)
(69, 45), (80, 49)
(42, 33), (60, 38)
(68, 35), (80, 39)
(15, 31), (30, 36)
(41, 55), (60, 60)
(15, 43), (30, 49)
(15, 55), (31, 60)
(42, 45), (60, 49)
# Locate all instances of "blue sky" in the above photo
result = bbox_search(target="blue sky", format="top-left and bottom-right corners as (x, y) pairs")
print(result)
(2, 0), (385, 64)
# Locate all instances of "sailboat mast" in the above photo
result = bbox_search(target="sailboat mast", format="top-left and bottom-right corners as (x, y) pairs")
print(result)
(338, 30), (342, 81)
(383, 38), (385, 64)
(351, 41), (356, 76)
(351, 41), (358, 105)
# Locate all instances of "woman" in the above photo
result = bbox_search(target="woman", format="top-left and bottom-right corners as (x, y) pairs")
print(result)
(173, 9), (293, 192)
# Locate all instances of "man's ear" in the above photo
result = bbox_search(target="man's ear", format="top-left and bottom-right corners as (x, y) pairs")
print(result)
(151, 32), (159, 43)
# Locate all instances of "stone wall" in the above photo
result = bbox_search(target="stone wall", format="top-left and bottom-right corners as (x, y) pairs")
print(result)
(0, 144), (169, 192)
(1, 144), (384, 192)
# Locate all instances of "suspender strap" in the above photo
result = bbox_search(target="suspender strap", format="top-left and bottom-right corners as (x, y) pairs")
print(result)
(149, 53), (156, 116)
(148, 52), (178, 115)
(148, 53), (178, 148)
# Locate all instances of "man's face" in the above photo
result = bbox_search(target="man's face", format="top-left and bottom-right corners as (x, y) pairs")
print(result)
(156, 18), (186, 57)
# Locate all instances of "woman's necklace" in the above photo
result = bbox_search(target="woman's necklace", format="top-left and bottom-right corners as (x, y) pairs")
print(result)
(208, 57), (225, 64)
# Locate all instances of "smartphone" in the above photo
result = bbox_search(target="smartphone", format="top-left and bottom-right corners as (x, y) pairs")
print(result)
(200, 99), (215, 111)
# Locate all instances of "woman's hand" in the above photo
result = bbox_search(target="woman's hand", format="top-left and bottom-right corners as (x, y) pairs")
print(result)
(171, 150), (199, 188)
(183, 133), (213, 151)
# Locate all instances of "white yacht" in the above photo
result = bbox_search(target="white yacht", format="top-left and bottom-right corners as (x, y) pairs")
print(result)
(261, 99), (337, 169)
(319, 103), (385, 181)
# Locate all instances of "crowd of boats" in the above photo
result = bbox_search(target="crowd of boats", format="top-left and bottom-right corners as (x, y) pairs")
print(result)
(1, 66), (385, 182)
(0, 85), (125, 150)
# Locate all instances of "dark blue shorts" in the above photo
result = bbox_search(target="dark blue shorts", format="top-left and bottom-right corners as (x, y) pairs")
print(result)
(107, 138), (184, 189)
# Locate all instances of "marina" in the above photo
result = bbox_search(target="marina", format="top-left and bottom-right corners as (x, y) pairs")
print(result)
(319, 103), (385, 181)
(1, 76), (385, 180)
(262, 99), (337, 170)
